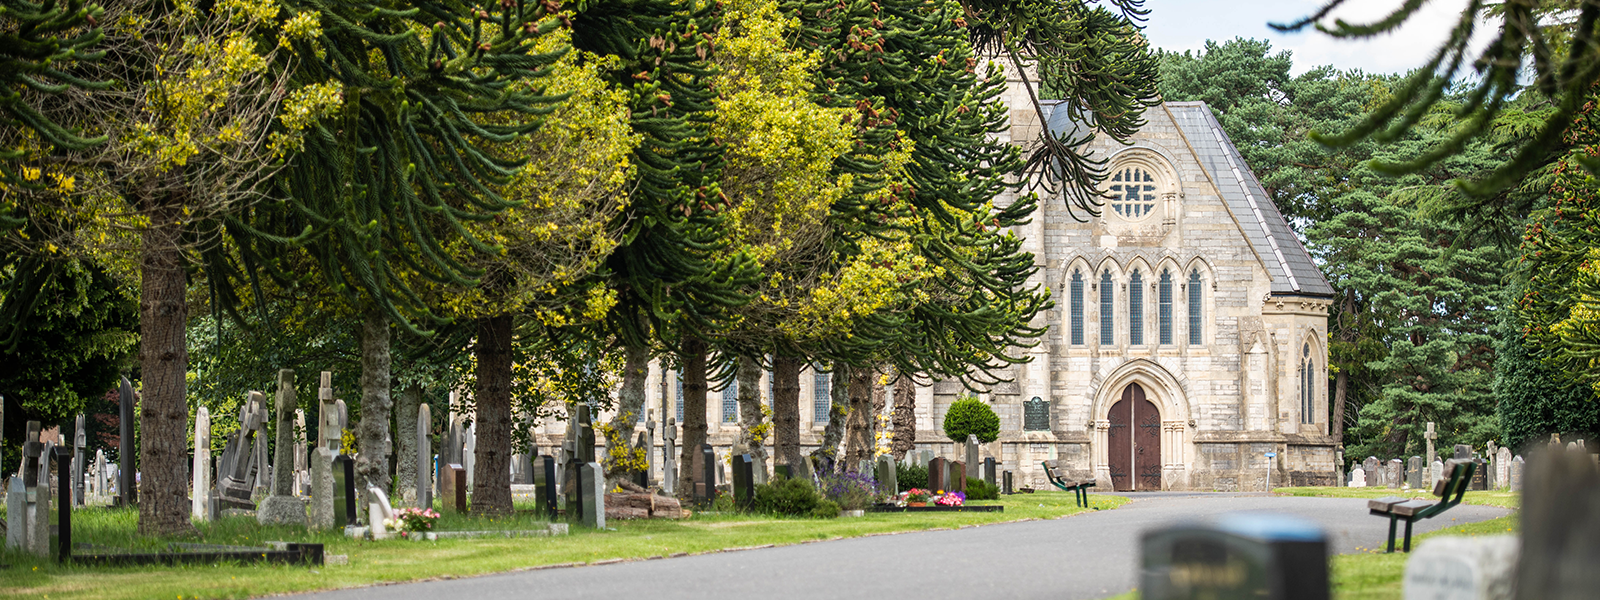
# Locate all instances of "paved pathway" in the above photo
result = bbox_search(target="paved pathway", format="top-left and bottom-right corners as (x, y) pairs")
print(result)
(296, 493), (1511, 600)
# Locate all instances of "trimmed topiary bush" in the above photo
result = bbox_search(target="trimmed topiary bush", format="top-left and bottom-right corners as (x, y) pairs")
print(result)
(943, 395), (1000, 443)
(965, 477), (999, 500)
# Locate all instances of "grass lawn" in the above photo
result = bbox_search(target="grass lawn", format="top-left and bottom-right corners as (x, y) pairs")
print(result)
(1271, 486), (1519, 509)
(0, 491), (1126, 599)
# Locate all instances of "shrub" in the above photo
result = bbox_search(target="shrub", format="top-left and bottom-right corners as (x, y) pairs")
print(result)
(811, 499), (841, 518)
(753, 475), (822, 516)
(711, 490), (735, 512)
(943, 395), (1000, 443)
(819, 471), (881, 510)
(897, 463), (927, 491)
(965, 477), (999, 500)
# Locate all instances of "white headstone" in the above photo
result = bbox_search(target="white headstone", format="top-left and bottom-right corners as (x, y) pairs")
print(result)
(192, 406), (211, 520)
(463, 422), (477, 489)
(1495, 447), (1511, 490)
(1404, 535), (1517, 600)
(1433, 459), (1445, 484)
(1349, 467), (1366, 487)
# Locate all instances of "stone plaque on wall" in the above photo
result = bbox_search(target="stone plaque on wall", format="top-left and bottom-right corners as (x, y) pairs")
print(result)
(1023, 396), (1050, 431)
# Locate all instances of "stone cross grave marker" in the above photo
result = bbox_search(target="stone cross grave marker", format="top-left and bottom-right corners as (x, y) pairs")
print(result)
(662, 417), (677, 495)
(311, 371), (339, 529)
(1515, 446), (1600, 600)
(1403, 535), (1517, 600)
(192, 406), (211, 521)
(1363, 457), (1380, 487)
(416, 403), (432, 510)
(1424, 421), (1438, 487)
(73, 413), (86, 506)
(1387, 459), (1403, 489)
(966, 435), (980, 479)
(259, 370), (309, 525)
(1407, 456), (1422, 489)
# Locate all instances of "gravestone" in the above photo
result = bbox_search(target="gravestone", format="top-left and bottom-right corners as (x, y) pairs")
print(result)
(536, 455), (557, 515)
(563, 404), (597, 511)
(633, 431), (650, 488)
(951, 461), (967, 493)
(1023, 396), (1049, 431)
(700, 444), (716, 504)
(463, 422), (477, 489)
(1387, 459), (1403, 489)
(1486, 441), (1499, 489)
(643, 411), (656, 486)
(1454, 444), (1472, 461)
(5, 476), (24, 551)
(928, 457), (947, 492)
(28, 442), (52, 556)
(1140, 514), (1329, 600)
(1425, 422), (1438, 487)
(966, 435), (981, 479)
(732, 453), (754, 510)
(1495, 447), (1512, 490)
(333, 454), (358, 526)
(1363, 457), (1380, 487)
(1433, 459), (1445, 485)
(1408, 456), (1423, 489)
(219, 391), (268, 508)
(441, 463), (466, 513)
(580, 462), (605, 529)
(662, 417), (677, 496)
(294, 409), (308, 496)
(875, 455), (897, 496)
(1349, 467), (1366, 487)
(259, 369), (308, 525)
(1508, 456), (1524, 491)
(1404, 535), (1518, 600)
(918, 450), (933, 469)
(983, 457), (997, 487)
(310, 372), (340, 529)
(73, 413), (86, 505)
(1471, 458), (1488, 491)
(1003, 470), (1014, 495)
(1514, 447), (1600, 600)
(367, 486), (397, 539)
(93, 449), (105, 500)
(117, 377), (136, 506)
(192, 406), (211, 521)
(416, 403), (432, 510)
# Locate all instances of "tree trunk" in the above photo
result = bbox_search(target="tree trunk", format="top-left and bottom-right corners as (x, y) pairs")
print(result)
(843, 367), (873, 471)
(676, 338), (708, 500)
(810, 362), (848, 467)
(1332, 371), (1348, 442)
(735, 355), (767, 482)
(395, 383), (421, 506)
(136, 194), (196, 536)
(356, 309), (393, 499)
(891, 372), (916, 460)
(605, 341), (650, 481)
(772, 355), (802, 471)
(471, 314), (513, 515)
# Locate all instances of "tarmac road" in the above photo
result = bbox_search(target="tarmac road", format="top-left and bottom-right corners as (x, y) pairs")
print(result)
(293, 493), (1512, 600)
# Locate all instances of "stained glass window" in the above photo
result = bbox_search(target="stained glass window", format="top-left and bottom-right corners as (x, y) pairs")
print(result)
(1129, 270), (1144, 345)
(1159, 269), (1173, 345)
(1070, 270), (1084, 345)
(1188, 270), (1203, 345)
(814, 367), (831, 423)
(1108, 167), (1157, 218)
(723, 379), (738, 423)
(1100, 271), (1114, 345)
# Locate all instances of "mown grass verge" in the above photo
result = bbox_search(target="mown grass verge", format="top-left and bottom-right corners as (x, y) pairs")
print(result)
(1271, 485), (1519, 509)
(0, 491), (1126, 599)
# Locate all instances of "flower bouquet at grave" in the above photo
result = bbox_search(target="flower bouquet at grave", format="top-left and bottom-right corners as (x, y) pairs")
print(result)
(933, 491), (965, 507)
(386, 507), (440, 538)
(902, 488), (931, 506)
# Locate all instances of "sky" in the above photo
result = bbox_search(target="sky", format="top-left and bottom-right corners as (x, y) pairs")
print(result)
(1140, 0), (1484, 75)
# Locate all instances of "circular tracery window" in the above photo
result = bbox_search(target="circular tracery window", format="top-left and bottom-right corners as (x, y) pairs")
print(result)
(1108, 166), (1157, 219)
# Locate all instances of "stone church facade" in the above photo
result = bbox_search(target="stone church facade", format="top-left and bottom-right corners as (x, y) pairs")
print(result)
(530, 63), (1338, 493)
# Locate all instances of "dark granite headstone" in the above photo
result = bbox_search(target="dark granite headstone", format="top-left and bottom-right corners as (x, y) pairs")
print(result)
(1023, 396), (1050, 431)
(928, 457), (947, 492)
(774, 464), (792, 481)
(1515, 447), (1600, 600)
(1141, 514), (1329, 600)
(536, 455), (557, 516)
(1471, 458), (1488, 491)
(1407, 456), (1422, 489)
(451, 465), (467, 513)
(332, 454), (357, 526)
(117, 377), (136, 506)
(732, 454), (754, 510)
(700, 444), (716, 504)
(1003, 470), (1014, 495)
(984, 457), (997, 487)
(951, 461), (967, 493)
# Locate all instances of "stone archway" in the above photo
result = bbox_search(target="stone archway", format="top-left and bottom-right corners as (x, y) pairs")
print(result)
(1107, 383), (1161, 491)
(1091, 360), (1192, 491)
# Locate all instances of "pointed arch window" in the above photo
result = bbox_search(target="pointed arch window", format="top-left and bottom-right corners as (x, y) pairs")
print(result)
(1188, 269), (1203, 346)
(1301, 343), (1316, 424)
(1159, 269), (1173, 345)
(1129, 270), (1144, 345)
(723, 379), (738, 423)
(814, 367), (831, 424)
(1070, 270), (1084, 345)
(1100, 270), (1115, 345)
(675, 371), (684, 421)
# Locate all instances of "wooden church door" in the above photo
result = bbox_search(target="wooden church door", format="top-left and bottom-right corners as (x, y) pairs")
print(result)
(1107, 383), (1162, 491)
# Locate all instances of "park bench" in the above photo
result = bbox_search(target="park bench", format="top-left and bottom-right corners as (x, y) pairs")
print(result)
(1367, 460), (1476, 553)
(1041, 460), (1095, 508)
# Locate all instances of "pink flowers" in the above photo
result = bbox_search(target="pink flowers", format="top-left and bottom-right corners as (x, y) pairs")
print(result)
(387, 507), (441, 536)
(895, 489), (965, 506)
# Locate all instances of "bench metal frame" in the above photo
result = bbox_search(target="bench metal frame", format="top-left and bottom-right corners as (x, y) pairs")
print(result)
(1041, 461), (1096, 508)
(1368, 461), (1475, 553)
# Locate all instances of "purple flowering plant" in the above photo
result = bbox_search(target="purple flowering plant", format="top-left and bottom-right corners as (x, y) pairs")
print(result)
(818, 471), (882, 511)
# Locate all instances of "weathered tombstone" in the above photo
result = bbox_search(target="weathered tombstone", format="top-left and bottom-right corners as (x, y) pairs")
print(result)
(1485, 441), (1499, 489)
(1424, 422), (1438, 487)
(28, 438), (50, 556)
(1433, 459), (1445, 485)
(441, 463), (465, 513)
(93, 449), (106, 500)
(983, 457), (997, 487)
(5, 476), (25, 551)
(1349, 467), (1366, 487)
(294, 409), (308, 496)
(260, 370), (308, 525)
(191, 406), (212, 521)
(1495, 447), (1512, 490)
(463, 422), (477, 489)
(633, 431), (650, 488)
(699, 444), (715, 504)
(580, 462), (605, 529)
(1363, 457), (1380, 487)
(219, 392), (267, 508)
(367, 486), (396, 539)
(929, 457), (947, 492)
(310, 372), (340, 529)
(333, 454), (357, 526)
(415, 403), (432, 510)
(1514, 447), (1600, 600)
(732, 453), (754, 510)
(1140, 514), (1329, 600)
(1508, 455), (1524, 491)
(536, 455), (557, 516)
(965, 435), (980, 479)
(876, 455), (897, 496)
(73, 413), (86, 506)
(1471, 458), (1488, 491)
(1407, 456), (1423, 489)
(951, 461), (967, 493)
(1454, 444), (1473, 461)
(662, 417), (677, 496)
(1387, 459), (1403, 489)
(117, 377), (136, 506)
(1404, 535), (1518, 600)
(1003, 470), (1014, 495)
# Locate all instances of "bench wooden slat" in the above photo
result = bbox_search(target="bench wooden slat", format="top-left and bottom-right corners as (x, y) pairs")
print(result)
(1391, 500), (1434, 517)
(1368, 496), (1409, 512)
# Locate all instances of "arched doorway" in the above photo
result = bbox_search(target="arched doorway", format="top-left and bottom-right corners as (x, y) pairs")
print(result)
(1107, 383), (1161, 491)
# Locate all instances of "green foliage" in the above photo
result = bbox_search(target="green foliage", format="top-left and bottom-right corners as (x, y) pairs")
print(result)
(752, 474), (824, 516)
(896, 462), (927, 492)
(809, 498), (840, 518)
(1517, 118), (1600, 390)
(1494, 328), (1600, 452)
(965, 477), (998, 500)
(943, 396), (1000, 443)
